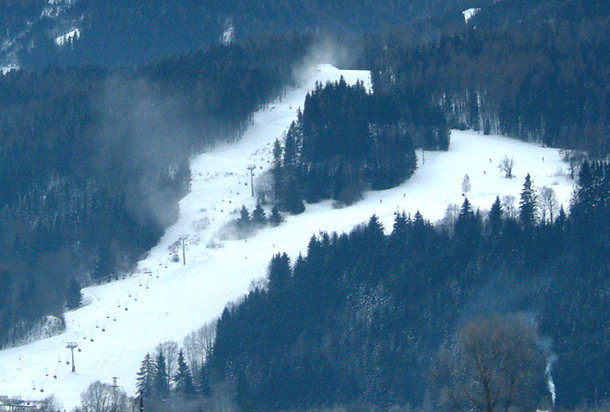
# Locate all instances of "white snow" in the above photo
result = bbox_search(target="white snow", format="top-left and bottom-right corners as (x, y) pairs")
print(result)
(0, 63), (575, 410)
(43, 0), (77, 18)
(54, 28), (80, 46)
(222, 24), (234, 45)
(463, 8), (481, 23)
(0, 64), (19, 75)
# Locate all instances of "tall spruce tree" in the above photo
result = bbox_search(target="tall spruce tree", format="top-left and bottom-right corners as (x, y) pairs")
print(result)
(65, 278), (82, 310)
(269, 206), (282, 227)
(173, 350), (195, 397)
(454, 198), (481, 258)
(251, 202), (267, 226)
(283, 176), (305, 214)
(199, 364), (211, 396)
(268, 253), (291, 293)
(153, 351), (170, 398)
(136, 353), (155, 399)
(236, 205), (252, 236)
(489, 196), (503, 236)
(272, 139), (283, 203)
(390, 211), (409, 248)
(519, 174), (538, 232)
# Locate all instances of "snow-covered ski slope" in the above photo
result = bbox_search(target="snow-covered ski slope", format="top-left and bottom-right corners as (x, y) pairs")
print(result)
(0, 64), (575, 409)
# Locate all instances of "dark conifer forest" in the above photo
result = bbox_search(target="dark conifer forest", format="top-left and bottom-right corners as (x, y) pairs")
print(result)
(0, 35), (311, 347)
(199, 162), (610, 411)
(271, 79), (446, 211)
(0, 0), (609, 409)
(370, 0), (610, 156)
(0, 0), (487, 69)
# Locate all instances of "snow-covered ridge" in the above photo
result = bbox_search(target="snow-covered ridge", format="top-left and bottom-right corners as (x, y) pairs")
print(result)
(0, 64), (574, 409)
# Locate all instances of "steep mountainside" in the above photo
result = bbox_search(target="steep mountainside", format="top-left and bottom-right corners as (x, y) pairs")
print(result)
(0, 0), (491, 70)
(0, 63), (576, 409)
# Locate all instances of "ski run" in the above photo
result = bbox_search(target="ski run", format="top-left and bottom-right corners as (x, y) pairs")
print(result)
(0, 64), (575, 409)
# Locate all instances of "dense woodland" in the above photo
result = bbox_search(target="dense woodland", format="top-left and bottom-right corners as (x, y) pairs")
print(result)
(1, 0), (609, 409)
(1, 0), (489, 70)
(133, 161), (609, 411)
(271, 79), (447, 211)
(0, 35), (311, 347)
(370, 0), (610, 156)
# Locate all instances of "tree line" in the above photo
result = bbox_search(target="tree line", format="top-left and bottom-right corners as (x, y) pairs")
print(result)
(1, 0), (490, 70)
(270, 78), (447, 212)
(191, 161), (609, 410)
(0, 35), (312, 348)
(369, 1), (609, 156)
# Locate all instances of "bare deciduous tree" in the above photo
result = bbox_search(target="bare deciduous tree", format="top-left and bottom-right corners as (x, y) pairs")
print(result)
(80, 381), (130, 412)
(442, 203), (460, 234)
(539, 186), (559, 223)
(40, 395), (62, 411)
(433, 313), (548, 412)
(560, 149), (587, 180)
(498, 156), (515, 179)
(183, 320), (217, 374)
(462, 174), (472, 194)
(501, 195), (517, 220)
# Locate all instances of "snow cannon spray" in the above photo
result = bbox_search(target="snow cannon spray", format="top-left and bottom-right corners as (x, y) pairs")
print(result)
(545, 353), (558, 406)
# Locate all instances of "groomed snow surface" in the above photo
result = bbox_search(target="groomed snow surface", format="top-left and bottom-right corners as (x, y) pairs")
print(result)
(0, 64), (575, 410)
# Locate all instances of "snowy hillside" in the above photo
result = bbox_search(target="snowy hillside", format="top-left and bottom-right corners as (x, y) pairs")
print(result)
(0, 64), (575, 409)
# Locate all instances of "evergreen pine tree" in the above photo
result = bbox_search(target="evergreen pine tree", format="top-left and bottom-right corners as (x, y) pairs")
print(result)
(454, 198), (481, 256)
(173, 350), (195, 397)
(65, 278), (82, 310)
(519, 173), (538, 231)
(269, 206), (282, 227)
(283, 176), (305, 214)
(136, 353), (155, 399)
(0, 270), (11, 313)
(251, 202), (266, 226)
(283, 123), (298, 169)
(391, 211), (409, 244)
(199, 364), (211, 396)
(268, 253), (291, 293)
(468, 91), (480, 131)
(455, 198), (476, 233)
(153, 351), (170, 398)
(556, 205), (567, 228)
(272, 139), (283, 203)
(239, 205), (250, 224)
(236, 370), (250, 410)
(236, 205), (251, 236)
(489, 196), (503, 235)
(365, 214), (385, 248)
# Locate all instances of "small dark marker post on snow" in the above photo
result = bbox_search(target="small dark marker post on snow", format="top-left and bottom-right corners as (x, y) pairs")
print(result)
(247, 165), (256, 197)
(66, 342), (77, 372)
